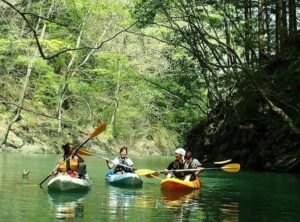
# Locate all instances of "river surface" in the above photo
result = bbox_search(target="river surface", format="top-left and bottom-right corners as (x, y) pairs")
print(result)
(0, 153), (299, 222)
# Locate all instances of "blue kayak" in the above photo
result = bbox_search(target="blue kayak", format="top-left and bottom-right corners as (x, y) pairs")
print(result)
(105, 169), (143, 188)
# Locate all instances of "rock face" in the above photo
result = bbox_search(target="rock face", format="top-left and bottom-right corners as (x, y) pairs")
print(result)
(185, 35), (300, 173)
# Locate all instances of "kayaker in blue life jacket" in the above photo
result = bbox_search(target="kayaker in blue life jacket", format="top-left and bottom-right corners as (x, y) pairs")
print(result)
(106, 146), (134, 174)
(183, 148), (201, 181)
(163, 148), (186, 180)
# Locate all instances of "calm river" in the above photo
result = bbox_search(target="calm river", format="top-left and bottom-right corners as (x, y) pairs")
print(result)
(0, 153), (299, 222)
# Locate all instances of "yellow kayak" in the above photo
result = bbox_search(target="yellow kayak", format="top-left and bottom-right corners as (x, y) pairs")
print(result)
(160, 177), (201, 190)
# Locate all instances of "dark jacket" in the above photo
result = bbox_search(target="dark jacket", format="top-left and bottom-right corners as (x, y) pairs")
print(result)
(167, 160), (185, 179)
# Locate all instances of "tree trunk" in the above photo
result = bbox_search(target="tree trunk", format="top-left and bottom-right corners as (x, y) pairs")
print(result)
(276, 0), (288, 53)
(56, 7), (109, 132)
(56, 28), (84, 132)
(265, 1), (271, 55)
(244, 0), (251, 63)
(288, 0), (297, 37)
(258, 0), (266, 61)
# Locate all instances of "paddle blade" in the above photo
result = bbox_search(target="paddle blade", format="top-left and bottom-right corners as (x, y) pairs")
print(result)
(90, 123), (107, 138)
(77, 148), (93, 156)
(221, 163), (240, 172)
(214, 159), (232, 165)
(135, 169), (158, 176)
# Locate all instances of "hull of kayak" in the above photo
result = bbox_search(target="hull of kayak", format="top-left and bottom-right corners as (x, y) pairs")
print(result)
(48, 173), (92, 191)
(105, 170), (143, 188)
(160, 177), (201, 190)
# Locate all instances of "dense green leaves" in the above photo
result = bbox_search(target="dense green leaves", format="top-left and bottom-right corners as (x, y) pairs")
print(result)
(1, 0), (298, 155)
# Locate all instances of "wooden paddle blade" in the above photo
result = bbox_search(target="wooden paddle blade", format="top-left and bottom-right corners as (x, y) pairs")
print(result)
(90, 123), (107, 138)
(221, 163), (240, 172)
(77, 148), (93, 156)
(135, 169), (158, 176)
(214, 159), (232, 165)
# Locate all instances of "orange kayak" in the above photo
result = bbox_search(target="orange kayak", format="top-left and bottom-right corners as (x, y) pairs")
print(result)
(160, 177), (201, 190)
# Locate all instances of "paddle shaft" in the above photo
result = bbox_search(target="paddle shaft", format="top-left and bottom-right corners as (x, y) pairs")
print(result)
(93, 154), (134, 171)
(166, 163), (240, 173)
(39, 175), (52, 188)
(136, 163), (240, 176)
(168, 167), (215, 172)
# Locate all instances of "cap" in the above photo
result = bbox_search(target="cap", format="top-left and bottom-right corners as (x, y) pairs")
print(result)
(175, 148), (186, 161)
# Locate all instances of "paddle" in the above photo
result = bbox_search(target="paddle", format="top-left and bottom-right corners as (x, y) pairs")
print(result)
(213, 159), (232, 165)
(39, 122), (107, 188)
(135, 163), (241, 176)
(78, 148), (135, 171)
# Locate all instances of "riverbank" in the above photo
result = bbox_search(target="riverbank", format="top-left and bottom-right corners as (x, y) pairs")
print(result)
(0, 119), (171, 156)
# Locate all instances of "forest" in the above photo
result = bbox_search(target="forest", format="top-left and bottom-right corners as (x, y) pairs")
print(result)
(0, 0), (299, 172)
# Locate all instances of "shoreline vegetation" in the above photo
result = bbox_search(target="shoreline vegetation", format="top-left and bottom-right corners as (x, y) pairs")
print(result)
(1, 1), (299, 173)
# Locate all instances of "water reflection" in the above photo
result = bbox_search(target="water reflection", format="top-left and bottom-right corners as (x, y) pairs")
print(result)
(161, 189), (201, 208)
(106, 186), (157, 221)
(48, 191), (89, 221)
(107, 189), (134, 220)
(161, 189), (201, 221)
(161, 188), (240, 222)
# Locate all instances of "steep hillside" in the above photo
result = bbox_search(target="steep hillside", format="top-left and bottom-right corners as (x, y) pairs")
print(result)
(186, 35), (300, 173)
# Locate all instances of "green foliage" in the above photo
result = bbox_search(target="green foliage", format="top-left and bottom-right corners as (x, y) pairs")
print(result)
(0, 0), (212, 155)
(132, 0), (165, 28)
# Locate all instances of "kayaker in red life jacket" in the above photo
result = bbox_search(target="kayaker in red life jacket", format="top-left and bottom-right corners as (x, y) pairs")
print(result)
(184, 148), (202, 181)
(106, 146), (134, 174)
(163, 148), (186, 180)
(54, 143), (85, 177)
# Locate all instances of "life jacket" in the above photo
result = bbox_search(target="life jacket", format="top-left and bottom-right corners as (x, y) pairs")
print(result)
(59, 159), (79, 172)
(183, 159), (197, 181)
(114, 157), (132, 173)
(184, 159), (193, 169)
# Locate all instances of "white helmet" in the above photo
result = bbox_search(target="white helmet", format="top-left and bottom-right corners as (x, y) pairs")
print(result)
(175, 148), (186, 161)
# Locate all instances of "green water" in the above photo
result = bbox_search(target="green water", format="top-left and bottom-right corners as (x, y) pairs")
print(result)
(0, 153), (299, 222)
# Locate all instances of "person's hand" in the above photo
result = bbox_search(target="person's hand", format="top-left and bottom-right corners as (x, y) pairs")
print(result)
(163, 169), (169, 175)
(194, 167), (202, 176)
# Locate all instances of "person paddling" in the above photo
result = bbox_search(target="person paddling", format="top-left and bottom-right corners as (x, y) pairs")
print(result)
(163, 148), (186, 180)
(183, 148), (201, 181)
(54, 143), (85, 178)
(106, 146), (134, 174)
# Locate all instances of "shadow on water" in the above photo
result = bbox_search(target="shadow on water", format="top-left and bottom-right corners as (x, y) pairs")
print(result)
(48, 190), (90, 221)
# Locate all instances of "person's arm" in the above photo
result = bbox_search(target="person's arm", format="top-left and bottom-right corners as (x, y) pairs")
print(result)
(167, 161), (174, 170)
(76, 154), (84, 163)
(127, 158), (134, 167)
(125, 158), (135, 172)
(193, 158), (201, 167)
(52, 159), (64, 174)
(106, 160), (115, 169)
(163, 161), (174, 175)
(107, 157), (118, 169)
